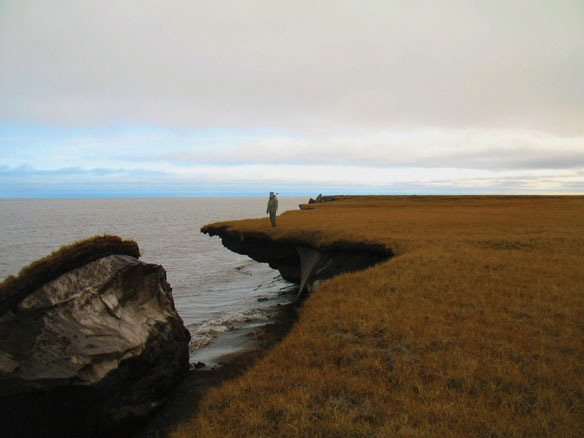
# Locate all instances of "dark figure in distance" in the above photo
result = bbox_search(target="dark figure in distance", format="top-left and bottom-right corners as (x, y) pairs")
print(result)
(267, 192), (278, 227)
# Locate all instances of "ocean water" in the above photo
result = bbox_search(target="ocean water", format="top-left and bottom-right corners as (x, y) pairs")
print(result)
(0, 197), (305, 364)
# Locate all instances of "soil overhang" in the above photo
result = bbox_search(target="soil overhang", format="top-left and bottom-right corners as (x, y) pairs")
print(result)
(201, 225), (393, 295)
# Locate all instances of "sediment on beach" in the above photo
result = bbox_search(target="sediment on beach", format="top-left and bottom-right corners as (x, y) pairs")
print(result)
(173, 196), (584, 437)
(134, 297), (303, 438)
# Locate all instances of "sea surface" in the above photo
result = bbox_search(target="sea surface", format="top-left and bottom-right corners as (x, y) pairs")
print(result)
(0, 197), (305, 365)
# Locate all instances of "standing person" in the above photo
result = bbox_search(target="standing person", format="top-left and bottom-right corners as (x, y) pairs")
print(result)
(266, 192), (278, 227)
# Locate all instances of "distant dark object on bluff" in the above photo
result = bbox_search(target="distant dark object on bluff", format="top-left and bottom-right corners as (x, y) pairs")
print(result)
(0, 236), (190, 437)
(300, 193), (342, 209)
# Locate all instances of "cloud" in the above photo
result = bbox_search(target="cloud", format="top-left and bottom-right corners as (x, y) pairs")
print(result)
(3, 123), (582, 196)
(143, 128), (584, 170)
(1, 2), (583, 196)
(1, 1), (583, 134)
(0, 164), (170, 180)
(2, 162), (582, 197)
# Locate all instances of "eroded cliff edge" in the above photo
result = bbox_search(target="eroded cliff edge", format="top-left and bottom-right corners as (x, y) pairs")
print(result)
(201, 225), (393, 294)
(0, 237), (190, 437)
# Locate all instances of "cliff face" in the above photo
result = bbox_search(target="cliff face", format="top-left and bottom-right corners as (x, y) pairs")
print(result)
(0, 254), (190, 437)
(201, 225), (393, 294)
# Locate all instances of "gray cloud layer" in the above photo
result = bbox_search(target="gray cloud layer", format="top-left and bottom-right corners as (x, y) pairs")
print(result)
(2, 164), (582, 198)
(2, 0), (583, 133)
(123, 129), (583, 170)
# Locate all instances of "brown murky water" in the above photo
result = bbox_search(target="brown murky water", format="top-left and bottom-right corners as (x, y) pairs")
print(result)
(0, 197), (304, 364)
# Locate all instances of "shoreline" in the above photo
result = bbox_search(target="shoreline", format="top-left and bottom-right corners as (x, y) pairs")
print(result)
(130, 296), (303, 438)
(169, 196), (584, 437)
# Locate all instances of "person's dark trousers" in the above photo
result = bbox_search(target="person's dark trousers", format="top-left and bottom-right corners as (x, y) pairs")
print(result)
(270, 212), (276, 227)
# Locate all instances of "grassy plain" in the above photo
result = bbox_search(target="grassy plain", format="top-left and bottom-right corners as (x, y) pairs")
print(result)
(174, 196), (583, 437)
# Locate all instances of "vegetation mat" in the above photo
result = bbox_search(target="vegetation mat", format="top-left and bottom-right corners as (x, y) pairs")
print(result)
(0, 235), (140, 315)
(176, 196), (583, 437)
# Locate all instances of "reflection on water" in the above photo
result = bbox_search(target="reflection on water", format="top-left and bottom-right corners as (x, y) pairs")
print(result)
(0, 197), (305, 360)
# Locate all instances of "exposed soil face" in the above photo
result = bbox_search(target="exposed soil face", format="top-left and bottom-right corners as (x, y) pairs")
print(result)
(201, 225), (393, 292)
(1, 254), (190, 438)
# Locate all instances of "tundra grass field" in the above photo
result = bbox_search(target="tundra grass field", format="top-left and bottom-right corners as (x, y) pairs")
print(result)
(174, 196), (583, 437)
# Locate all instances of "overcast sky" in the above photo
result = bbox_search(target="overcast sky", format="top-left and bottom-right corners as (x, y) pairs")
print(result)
(1, 0), (583, 196)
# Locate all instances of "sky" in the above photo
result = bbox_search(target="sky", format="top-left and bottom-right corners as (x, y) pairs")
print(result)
(1, 0), (583, 197)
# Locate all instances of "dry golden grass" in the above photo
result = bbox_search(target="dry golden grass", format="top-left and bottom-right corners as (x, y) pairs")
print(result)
(0, 235), (139, 315)
(175, 196), (584, 437)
